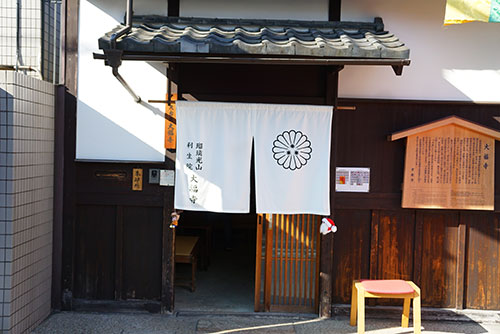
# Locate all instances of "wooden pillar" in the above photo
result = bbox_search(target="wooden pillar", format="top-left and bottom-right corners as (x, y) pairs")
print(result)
(264, 215), (274, 312)
(162, 193), (176, 313)
(319, 66), (341, 317)
(52, 85), (65, 310)
(161, 64), (179, 313)
(59, 0), (79, 310)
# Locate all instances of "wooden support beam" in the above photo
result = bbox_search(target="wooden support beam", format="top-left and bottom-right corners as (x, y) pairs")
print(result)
(335, 106), (356, 111)
(168, 0), (179, 17)
(329, 0), (341, 21)
(93, 52), (411, 67)
(264, 215), (274, 312)
(254, 215), (264, 311)
(320, 233), (334, 317)
(61, 91), (77, 310)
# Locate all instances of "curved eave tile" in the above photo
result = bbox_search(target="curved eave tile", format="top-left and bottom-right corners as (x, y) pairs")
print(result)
(98, 20), (410, 60)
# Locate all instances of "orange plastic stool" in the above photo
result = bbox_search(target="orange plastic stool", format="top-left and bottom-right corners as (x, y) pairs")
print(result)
(350, 279), (421, 334)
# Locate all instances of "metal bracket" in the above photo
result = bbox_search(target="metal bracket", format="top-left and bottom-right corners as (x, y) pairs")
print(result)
(103, 49), (123, 68)
(392, 65), (404, 76)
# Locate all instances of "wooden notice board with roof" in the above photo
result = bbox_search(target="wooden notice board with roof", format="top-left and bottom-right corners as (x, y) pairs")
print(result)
(390, 116), (500, 210)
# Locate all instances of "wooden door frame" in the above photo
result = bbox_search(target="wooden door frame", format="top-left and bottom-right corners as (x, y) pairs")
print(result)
(319, 67), (340, 317)
(255, 214), (323, 313)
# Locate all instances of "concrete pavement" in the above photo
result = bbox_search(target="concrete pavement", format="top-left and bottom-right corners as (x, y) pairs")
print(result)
(31, 311), (500, 334)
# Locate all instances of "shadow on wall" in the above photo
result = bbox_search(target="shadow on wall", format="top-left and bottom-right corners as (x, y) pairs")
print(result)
(76, 99), (164, 161)
(87, 0), (168, 23)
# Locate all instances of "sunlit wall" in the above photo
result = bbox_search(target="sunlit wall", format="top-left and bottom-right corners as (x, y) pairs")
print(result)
(340, 0), (500, 102)
(76, 0), (500, 161)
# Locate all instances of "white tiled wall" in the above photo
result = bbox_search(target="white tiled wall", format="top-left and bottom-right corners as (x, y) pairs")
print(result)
(0, 71), (54, 334)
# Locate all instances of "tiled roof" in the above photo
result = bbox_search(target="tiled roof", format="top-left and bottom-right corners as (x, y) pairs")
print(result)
(98, 16), (410, 60)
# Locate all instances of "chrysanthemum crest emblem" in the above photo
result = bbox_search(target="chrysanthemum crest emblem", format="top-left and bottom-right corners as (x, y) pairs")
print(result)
(272, 130), (312, 170)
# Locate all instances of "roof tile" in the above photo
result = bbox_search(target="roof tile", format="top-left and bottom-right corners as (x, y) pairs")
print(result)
(99, 16), (410, 60)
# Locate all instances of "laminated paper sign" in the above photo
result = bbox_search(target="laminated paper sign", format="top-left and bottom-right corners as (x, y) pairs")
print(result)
(391, 116), (500, 211)
(335, 167), (370, 192)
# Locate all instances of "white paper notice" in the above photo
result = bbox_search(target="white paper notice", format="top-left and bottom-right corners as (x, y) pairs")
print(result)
(335, 167), (370, 192)
(160, 170), (175, 186)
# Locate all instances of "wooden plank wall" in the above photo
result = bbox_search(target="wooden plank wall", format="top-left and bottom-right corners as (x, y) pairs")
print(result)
(332, 99), (500, 309)
(65, 64), (500, 312)
(463, 212), (500, 309)
(72, 162), (170, 302)
(74, 205), (116, 299)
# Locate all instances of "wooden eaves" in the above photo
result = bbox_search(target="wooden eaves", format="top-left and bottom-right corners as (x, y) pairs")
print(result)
(93, 52), (410, 75)
(389, 115), (500, 141)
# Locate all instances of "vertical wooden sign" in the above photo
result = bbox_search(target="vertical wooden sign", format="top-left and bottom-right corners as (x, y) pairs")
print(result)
(165, 94), (177, 149)
(132, 168), (143, 191)
(390, 116), (500, 211)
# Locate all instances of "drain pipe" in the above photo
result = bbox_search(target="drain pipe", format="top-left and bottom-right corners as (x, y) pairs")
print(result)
(110, 0), (133, 49)
(107, 0), (142, 103)
(16, 0), (21, 71)
(112, 66), (141, 103)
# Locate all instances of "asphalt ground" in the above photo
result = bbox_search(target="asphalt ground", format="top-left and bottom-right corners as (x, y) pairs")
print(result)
(31, 311), (500, 334)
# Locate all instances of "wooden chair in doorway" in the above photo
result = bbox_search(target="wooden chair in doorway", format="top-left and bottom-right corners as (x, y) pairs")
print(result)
(175, 236), (199, 292)
(350, 279), (421, 334)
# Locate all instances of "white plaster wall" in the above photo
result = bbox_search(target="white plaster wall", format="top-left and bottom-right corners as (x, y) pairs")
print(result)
(76, 0), (169, 161)
(76, 0), (329, 160)
(340, 0), (500, 102)
(181, 0), (328, 20)
(77, 0), (500, 160)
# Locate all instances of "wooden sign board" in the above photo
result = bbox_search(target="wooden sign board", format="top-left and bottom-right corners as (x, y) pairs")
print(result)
(390, 116), (500, 211)
(132, 168), (143, 191)
(165, 94), (177, 149)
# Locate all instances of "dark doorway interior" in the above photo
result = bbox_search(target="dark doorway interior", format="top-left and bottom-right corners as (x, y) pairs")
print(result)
(175, 211), (257, 312)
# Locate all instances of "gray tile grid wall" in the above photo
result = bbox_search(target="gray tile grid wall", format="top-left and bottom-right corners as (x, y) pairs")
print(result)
(0, 0), (42, 75)
(0, 71), (54, 334)
(41, 1), (61, 83)
(0, 1), (17, 66)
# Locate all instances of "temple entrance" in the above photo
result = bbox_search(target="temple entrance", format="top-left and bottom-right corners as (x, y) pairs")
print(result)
(174, 211), (320, 314)
(174, 211), (257, 312)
